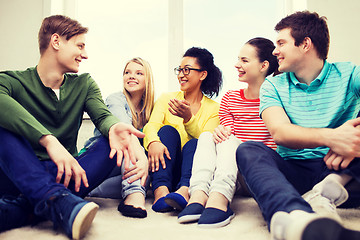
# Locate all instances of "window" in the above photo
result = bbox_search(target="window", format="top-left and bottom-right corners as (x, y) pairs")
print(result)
(183, 0), (282, 99)
(76, 0), (287, 100)
(77, 0), (168, 98)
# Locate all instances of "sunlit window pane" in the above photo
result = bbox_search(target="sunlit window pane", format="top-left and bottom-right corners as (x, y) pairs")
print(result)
(183, 0), (280, 100)
(77, 0), (168, 99)
(76, 0), (281, 100)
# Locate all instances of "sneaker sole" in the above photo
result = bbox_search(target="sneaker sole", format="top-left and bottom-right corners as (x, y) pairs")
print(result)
(178, 214), (201, 223)
(72, 202), (99, 240)
(197, 213), (235, 228)
(294, 217), (360, 240)
(164, 198), (185, 211)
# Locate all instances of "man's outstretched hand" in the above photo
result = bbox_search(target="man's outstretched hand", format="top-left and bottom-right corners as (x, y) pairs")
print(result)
(108, 122), (145, 170)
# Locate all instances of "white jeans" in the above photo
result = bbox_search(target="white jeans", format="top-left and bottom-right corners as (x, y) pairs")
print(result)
(189, 132), (240, 202)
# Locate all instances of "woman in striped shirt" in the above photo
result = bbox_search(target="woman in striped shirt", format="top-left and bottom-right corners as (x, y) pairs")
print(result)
(177, 37), (279, 227)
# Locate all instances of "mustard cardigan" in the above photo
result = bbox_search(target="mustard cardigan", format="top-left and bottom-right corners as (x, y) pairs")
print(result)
(143, 91), (219, 150)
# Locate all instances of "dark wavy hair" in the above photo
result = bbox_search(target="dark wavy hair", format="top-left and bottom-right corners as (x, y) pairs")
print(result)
(183, 47), (223, 98)
(275, 11), (329, 60)
(246, 37), (279, 76)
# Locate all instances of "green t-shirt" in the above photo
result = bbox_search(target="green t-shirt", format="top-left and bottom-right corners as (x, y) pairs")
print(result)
(0, 67), (119, 160)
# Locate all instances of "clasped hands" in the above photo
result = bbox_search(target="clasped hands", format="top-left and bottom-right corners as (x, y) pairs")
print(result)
(324, 118), (360, 170)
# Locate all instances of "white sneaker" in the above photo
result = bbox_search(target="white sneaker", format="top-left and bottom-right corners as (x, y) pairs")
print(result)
(302, 179), (348, 222)
(270, 210), (360, 240)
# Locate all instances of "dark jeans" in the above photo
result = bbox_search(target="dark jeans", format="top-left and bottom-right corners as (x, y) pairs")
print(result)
(0, 127), (117, 206)
(150, 125), (198, 191)
(236, 141), (360, 227)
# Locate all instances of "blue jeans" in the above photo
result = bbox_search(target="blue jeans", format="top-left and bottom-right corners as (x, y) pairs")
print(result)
(236, 141), (360, 227)
(150, 125), (198, 191)
(0, 127), (117, 206)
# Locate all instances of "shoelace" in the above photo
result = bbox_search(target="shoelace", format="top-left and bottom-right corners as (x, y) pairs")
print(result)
(34, 192), (69, 231)
(2, 195), (23, 206)
(305, 191), (336, 213)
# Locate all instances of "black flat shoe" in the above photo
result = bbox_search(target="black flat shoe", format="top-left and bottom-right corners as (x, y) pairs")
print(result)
(117, 200), (147, 218)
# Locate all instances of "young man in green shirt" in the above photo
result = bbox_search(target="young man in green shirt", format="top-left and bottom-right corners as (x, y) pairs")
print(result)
(0, 15), (144, 239)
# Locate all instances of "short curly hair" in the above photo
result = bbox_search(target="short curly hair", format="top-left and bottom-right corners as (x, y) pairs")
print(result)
(183, 47), (223, 98)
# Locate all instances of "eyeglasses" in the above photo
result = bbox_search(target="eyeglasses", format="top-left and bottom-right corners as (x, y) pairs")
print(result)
(174, 67), (203, 75)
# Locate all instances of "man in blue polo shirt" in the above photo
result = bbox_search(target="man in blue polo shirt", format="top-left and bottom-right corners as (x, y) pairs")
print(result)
(236, 11), (360, 240)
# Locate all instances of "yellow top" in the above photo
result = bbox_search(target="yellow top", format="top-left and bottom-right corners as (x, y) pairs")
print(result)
(143, 91), (220, 150)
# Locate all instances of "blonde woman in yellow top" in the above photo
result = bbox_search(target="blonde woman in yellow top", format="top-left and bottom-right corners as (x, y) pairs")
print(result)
(143, 47), (223, 212)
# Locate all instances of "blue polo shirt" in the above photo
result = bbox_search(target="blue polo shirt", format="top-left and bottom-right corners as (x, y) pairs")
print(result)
(260, 61), (360, 160)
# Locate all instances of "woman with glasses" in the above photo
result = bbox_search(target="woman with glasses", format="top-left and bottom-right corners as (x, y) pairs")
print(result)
(143, 47), (223, 213)
(177, 38), (278, 228)
(82, 57), (154, 218)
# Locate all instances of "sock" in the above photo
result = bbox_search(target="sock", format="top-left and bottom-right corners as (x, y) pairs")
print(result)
(323, 173), (352, 186)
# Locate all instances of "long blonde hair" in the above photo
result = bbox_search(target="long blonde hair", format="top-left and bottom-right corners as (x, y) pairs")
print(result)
(123, 57), (155, 130)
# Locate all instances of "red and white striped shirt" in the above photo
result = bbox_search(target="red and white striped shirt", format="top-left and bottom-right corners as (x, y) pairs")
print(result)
(219, 89), (276, 150)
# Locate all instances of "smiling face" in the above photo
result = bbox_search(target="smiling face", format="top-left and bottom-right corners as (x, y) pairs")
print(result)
(177, 56), (206, 93)
(235, 43), (264, 84)
(57, 33), (88, 73)
(123, 61), (146, 96)
(273, 28), (304, 73)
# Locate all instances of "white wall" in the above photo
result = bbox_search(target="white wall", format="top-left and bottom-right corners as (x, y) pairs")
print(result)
(0, 0), (44, 70)
(1, 0), (359, 73)
(0, 0), (77, 71)
(307, 0), (360, 64)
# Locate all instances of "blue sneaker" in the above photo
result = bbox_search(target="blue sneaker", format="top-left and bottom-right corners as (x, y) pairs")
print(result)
(198, 206), (235, 228)
(0, 195), (34, 232)
(152, 197), (173, 213)
(35, 190), (98, 240)
(178, 203), (205, 223)
(164, 192), (188, 211)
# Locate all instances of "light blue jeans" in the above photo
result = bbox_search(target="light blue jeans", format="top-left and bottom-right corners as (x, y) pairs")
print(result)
(87, 159), (146, 199)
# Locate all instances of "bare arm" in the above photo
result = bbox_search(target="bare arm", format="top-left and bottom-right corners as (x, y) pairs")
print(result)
(263, 106), (360, 163)
(262, 106), (329, 149)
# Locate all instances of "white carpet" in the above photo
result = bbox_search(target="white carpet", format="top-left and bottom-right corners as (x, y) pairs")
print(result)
(1, 196), (360, 240)
(0, 197), (268, 240)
